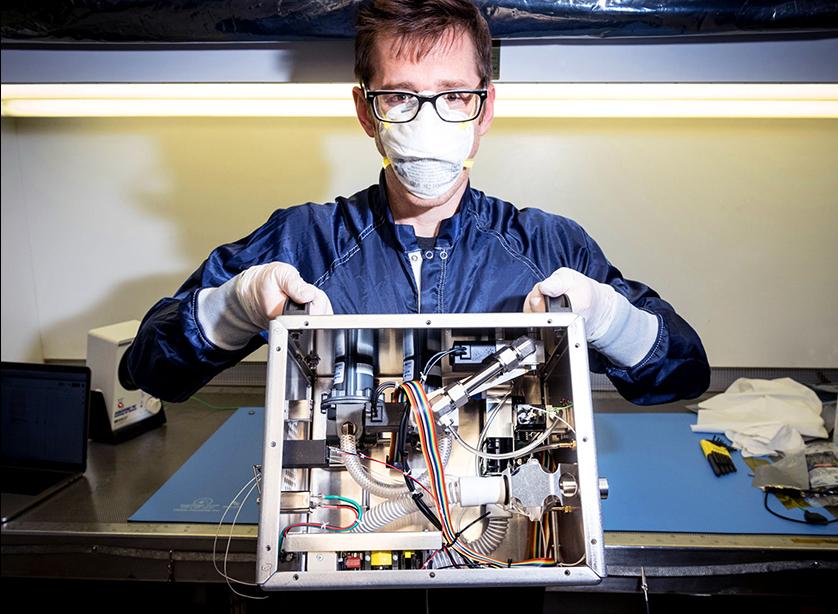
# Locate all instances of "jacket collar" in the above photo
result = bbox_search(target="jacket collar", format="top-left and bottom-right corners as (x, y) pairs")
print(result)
(372, 170), (472, 252)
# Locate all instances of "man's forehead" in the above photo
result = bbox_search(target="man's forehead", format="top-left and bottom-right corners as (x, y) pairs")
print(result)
(369, 28), (481, 89)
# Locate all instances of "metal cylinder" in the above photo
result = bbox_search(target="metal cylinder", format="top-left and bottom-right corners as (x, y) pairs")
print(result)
(330, 329), (376, 400)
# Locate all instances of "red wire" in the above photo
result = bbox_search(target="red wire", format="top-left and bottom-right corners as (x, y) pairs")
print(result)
(281, 504), (361, 543)
(422, 548), (444, 569)
(336, 449), (437, 500)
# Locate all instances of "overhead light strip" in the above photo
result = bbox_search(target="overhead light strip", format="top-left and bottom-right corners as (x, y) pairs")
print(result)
(2, 83), (836, 118)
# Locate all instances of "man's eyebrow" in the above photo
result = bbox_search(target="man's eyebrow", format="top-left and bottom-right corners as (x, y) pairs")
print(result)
(438, 80), (474, 89)
(378, 81), (417, 91)
(376, 80), (477, 91)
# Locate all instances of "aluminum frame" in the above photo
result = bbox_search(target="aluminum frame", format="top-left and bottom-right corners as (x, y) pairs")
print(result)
(257, 312), (606, 589)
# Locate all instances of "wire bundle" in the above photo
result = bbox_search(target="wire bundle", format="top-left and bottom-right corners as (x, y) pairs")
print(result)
(399, 380), (555, 568)
(278, 495), (363, 552)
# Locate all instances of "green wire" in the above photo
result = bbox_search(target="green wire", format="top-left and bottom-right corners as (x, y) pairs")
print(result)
(278, 494), (364, 550)
(189, 395), (240, 411)
(322, 494), (364, 529)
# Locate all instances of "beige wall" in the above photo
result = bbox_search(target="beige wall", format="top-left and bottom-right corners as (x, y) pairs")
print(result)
(1, 116), (836, 367)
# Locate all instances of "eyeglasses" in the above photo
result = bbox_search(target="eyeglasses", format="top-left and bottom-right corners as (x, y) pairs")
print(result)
(364, 88), (488, 123)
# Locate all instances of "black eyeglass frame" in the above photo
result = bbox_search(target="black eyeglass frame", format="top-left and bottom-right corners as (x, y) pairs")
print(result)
(363, 87), (489, 123)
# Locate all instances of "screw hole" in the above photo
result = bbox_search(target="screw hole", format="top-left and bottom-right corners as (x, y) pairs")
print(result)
(591, 538), (597, 545)
(270, 441), (277, 447)
(293, 574), (299, 580)
(564, 569), (571, 576)
(429, 572), (436, 578)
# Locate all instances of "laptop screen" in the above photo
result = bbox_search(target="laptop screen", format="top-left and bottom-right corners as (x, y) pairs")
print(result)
(1, 362), (90, 471)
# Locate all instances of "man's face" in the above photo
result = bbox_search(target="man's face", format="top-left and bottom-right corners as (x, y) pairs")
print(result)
(353, 28), (496, 209)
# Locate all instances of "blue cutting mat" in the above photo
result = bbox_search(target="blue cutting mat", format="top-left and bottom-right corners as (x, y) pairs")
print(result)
(129, 407), (264, 524)
(131, 407), (837, 534)
(595, 412), (837, 535)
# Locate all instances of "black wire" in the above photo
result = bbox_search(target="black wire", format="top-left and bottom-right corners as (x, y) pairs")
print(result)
(442, 547), (460, 569)
(763, 491), (838, 525)
(453, 511), (491, 543)
(371, 381), (396, 407)
(395, 396), (411, 469)
(420, 346), (467, 382)
(395, 394), (443, 531)
(406, 478), (443, 531)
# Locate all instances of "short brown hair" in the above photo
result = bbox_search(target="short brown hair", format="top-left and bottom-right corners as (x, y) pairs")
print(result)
(354, 0), (492, 87)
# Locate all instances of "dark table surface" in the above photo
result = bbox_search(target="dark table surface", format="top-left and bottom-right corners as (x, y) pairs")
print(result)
(2, 389), (836, 596)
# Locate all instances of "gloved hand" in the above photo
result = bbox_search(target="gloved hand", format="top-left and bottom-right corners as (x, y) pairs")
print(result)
(524, 267), (659, 368)
(197, 262), (332, 350)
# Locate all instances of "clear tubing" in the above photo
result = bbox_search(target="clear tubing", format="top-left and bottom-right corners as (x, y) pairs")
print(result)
(339, 432), (452, 499)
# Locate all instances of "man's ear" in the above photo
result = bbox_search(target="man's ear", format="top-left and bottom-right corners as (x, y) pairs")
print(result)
(477, 82), (495, 137)
(353, 86), (377, 138)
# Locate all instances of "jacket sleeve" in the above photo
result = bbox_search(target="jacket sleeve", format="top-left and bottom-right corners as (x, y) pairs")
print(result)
(572, 224), (710, 405)
(121, 212), (289, 402)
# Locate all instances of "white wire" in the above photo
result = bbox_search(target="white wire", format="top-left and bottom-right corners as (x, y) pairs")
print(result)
(213, 476), (257, 582)
(450, 405), (571, 461)
(523, 404), (575, 433)
(225, 479), (266, 598)
(213, 475), (270, 600)
(540, 519), (550, 559)
(558, 552), (588, 567)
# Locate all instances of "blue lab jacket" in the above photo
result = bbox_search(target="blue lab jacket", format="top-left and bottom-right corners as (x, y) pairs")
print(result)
(123, 174), (710, 404)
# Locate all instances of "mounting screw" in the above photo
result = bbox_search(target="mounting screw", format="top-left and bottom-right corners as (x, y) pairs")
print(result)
(270, 441), (277, 447)
(276, 346), (282, 352)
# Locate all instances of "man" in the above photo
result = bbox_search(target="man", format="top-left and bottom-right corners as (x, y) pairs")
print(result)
(121, 0), (709, 405)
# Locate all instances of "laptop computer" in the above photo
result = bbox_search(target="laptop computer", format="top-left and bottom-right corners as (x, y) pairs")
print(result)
(1, 361), (90, 523)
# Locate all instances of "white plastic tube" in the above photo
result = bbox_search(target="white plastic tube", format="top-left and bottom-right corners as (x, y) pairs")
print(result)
(457, 475), (506, 507)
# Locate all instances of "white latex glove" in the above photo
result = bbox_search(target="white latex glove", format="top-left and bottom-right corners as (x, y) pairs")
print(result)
(197, 262), (332, 350)
(524, 267), (659, 368)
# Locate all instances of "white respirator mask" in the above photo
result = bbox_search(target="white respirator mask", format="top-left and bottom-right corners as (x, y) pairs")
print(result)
(377, 102), (475, 200)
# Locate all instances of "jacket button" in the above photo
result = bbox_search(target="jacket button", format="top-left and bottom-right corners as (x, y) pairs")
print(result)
(424, 250), (434, 260)
(439, 250), (448, 260)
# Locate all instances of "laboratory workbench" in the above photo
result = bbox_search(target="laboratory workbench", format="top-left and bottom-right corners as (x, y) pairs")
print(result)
(2, 390), (836, 611)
